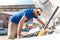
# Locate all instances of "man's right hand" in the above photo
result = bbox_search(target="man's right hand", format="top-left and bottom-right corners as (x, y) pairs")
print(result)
(17, 36), (20, 39)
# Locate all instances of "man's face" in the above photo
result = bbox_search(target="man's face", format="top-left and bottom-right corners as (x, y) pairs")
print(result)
(34, 9), (42, 16)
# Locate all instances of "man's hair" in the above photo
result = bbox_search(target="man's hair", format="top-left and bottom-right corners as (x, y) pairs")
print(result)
(36, 8), (42, 12)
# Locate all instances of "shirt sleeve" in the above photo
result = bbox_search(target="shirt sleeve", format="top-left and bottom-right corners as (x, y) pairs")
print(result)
(24, 12), (30, 18)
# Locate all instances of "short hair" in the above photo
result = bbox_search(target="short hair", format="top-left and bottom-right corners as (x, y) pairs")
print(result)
(36, 8), (42, 12)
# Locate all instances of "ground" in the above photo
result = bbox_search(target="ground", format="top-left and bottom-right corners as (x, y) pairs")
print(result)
(0, 36), (13, 40)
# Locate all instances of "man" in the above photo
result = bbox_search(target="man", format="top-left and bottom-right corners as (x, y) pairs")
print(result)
(7, 8), (45, 39)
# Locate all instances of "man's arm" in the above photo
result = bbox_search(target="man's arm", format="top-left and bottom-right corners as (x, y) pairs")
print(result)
(17, 16), (27, 38)
(36, 17), (45, 26)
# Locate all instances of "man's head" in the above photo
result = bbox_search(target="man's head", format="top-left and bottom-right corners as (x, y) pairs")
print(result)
(33, 8), (42, 16)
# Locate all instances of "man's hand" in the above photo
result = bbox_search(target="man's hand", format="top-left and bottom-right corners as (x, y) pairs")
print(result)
(17, 36), (20, 39)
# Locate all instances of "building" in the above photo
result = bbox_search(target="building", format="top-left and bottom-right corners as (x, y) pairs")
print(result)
(0, 13), (12, 28)
(0, 4), (35, 12)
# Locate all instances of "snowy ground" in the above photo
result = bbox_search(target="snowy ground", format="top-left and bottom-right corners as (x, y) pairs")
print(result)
(0, 36), (12, 40)
(14, 33), (60, 40)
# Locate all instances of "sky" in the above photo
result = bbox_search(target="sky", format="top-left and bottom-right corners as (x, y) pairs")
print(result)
(0, 0), (60, 6)
(0, 0), (33, 5)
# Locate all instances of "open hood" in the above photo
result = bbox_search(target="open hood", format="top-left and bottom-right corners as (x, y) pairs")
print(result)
(32, 0), (60, 22)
